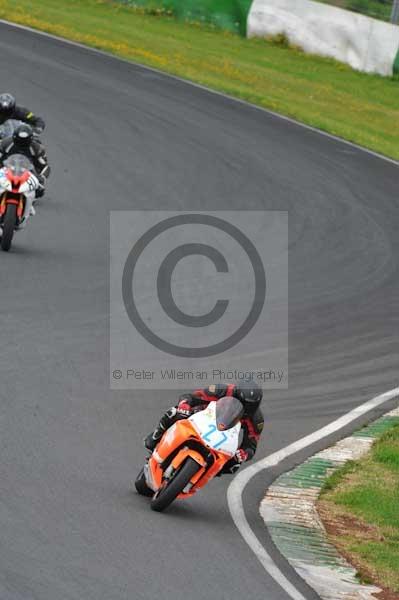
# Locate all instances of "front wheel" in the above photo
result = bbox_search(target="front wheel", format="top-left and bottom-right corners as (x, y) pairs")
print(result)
(1, 203), (17, 251)
(150, 457), (200, 513)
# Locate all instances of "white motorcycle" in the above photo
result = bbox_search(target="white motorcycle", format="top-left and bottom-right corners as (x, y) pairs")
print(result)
(0, 154), (39, 251)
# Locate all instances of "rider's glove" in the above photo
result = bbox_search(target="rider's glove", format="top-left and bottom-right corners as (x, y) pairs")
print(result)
(234, 449), (249, 464)
(218, 449), (249, 476)
(177, 395), (194, 415)
(176, 406), (192, 417)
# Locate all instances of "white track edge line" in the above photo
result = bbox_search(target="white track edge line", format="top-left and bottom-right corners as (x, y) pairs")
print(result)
(1, 19), (398, 167)
(227, 387), (399, 600)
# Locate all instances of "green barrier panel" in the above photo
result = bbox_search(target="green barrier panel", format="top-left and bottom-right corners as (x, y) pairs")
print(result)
(121, 0), (253, 35)
(394, 46), (399, 76)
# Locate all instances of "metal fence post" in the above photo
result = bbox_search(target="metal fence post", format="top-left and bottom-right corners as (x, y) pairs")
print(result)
(391, 0), (399, 24)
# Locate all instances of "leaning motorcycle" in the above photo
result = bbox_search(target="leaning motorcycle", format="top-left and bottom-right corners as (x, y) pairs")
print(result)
(0, 154), (39, 251)
(135, 397), (244, 512)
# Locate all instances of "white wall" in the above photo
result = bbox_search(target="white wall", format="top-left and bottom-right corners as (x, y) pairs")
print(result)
(247, 0), (399, 76)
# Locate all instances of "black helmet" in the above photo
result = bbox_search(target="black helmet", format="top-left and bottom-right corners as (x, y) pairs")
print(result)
(0, 93), (16, 117)
(13, 124), (33, 147)
(236, 380), (263, 415)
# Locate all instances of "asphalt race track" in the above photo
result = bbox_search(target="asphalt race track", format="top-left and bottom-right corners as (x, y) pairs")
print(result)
(0, 21), (398, 600)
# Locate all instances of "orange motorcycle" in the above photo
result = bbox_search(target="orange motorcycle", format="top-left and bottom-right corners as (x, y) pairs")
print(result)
(135, 397), (244, 512)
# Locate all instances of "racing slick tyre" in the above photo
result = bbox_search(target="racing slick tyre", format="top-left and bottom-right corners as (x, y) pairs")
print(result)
(150, 457), (200, 513)
(1, 203), (17, 251)
(135, 468), (153, 497)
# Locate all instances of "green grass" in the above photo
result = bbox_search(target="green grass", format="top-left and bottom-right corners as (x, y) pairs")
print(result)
(2, 0), (399, 159)
(321, 459), (358, 492)
(320, 424), (399, 592)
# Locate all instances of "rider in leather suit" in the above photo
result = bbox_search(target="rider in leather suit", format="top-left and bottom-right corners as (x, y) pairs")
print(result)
(0, 124), (50, 197)
(144, 381), (264, 475)
(0, 93), (45, 131)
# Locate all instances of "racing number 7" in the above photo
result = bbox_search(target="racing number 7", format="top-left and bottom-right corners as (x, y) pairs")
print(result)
(203, 423), (228, 449)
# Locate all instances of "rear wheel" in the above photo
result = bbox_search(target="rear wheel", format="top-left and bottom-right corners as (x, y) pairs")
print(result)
(150, 457), (200, 513)
(1, 203), (17, 252)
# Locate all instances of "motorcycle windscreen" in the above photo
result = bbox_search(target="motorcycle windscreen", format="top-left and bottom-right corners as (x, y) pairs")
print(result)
(216, 397), (244, 431)
(4, 154), (34, 176)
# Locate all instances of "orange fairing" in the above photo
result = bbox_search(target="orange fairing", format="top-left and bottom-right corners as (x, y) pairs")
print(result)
(156, 420), (198, 462)
(147, 417), (234, 499)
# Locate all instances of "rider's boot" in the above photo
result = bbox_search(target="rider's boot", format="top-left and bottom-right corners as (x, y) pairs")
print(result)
(33, 187), (45, 204)
(144, 407), (178, 451)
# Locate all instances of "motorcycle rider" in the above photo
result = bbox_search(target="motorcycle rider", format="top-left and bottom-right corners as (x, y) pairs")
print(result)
(0, 93), (45, 132)
(144, 381), (264, 475)
(0, 124), (50, 198)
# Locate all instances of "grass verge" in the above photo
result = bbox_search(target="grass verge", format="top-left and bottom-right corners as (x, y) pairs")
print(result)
(1, 0), (398, 159)
(319, 424), (399, 594)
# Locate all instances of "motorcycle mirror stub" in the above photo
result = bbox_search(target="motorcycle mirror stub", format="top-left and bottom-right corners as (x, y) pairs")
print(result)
(216, 396), (244, 431)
